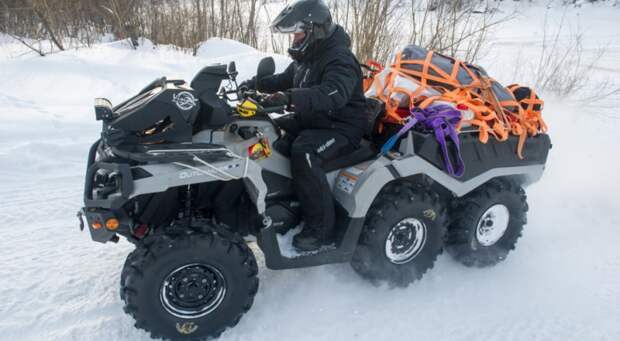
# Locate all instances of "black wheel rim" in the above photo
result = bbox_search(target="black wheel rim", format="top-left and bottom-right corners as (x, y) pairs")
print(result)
(160, 263), (226, 319)
(384, 218), (427, 264)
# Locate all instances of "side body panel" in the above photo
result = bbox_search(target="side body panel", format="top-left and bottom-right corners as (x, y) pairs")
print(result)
(333, 132), (550, 218)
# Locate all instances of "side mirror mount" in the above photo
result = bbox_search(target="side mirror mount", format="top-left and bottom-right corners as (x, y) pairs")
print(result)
(228, 61), (238, 80)
(256, 57), (275, 89)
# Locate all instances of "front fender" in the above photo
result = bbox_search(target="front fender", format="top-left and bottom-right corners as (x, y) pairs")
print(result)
(132, 157), (268, 214)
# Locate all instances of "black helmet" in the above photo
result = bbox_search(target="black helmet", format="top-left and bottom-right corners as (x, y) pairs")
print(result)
(270, 0), (336, 61)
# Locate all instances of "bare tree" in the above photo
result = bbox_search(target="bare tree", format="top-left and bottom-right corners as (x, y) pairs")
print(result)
(532, 10), (605, 96)
(409, 0), (513, 62)
(0, 0), (507, 65)
(329, 0), (406, 63)
(326, 0), (509, 64)
(0, 0), (262, 55)
(501, 8), (620, 105)
(31, 0), (65, 50)
(100, 0), (140, 48)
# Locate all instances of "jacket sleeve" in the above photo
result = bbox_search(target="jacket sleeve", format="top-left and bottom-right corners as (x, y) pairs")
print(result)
(251, 62), (295, 92)
(288, 51), (359, 115)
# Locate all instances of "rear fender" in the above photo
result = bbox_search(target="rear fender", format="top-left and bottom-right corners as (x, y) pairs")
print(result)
(333, 133), (546, 219)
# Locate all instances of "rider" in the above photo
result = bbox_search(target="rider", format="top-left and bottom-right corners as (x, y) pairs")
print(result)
(240, 0), (366, 251)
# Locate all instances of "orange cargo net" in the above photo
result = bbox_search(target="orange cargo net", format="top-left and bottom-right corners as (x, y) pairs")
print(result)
(365, 50), (548, 159)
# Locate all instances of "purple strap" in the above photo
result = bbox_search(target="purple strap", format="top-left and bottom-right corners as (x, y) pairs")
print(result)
(381, 105), (465, 177)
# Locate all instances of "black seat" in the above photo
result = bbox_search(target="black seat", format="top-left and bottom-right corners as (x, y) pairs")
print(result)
(365, 97), (385, 140)
(321, 98), (383, 172)
(323, 143), (377, 172)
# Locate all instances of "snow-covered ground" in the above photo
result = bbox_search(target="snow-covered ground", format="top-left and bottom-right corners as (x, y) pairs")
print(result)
(1, 3), (619, 341)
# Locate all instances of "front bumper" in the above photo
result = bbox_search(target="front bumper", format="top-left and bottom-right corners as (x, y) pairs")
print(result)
(78, 208), (119, 243)
(80, 139), (133, 243)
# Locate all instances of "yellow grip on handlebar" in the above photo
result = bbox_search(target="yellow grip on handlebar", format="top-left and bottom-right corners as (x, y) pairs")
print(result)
(237, 99), (258, 117)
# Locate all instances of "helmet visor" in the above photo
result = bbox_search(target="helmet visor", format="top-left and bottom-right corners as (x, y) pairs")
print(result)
(271, 21), (306, 34)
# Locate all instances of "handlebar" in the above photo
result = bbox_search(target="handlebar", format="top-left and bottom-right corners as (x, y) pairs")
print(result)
(258, 105), (287, 114)
(236, 89), (287, 114)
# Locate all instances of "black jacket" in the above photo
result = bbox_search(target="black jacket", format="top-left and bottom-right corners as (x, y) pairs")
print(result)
(257, 26), (367, 144)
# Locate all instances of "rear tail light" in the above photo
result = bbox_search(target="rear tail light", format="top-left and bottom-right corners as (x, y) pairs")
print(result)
(133, 224), (149, 238)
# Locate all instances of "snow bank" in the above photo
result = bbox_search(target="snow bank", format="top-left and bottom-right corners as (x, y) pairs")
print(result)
(196, 37), (258, 59)
(0, 37), (291, 124)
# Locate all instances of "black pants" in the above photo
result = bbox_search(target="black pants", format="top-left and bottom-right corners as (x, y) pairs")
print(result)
(276, 115), (356, 236)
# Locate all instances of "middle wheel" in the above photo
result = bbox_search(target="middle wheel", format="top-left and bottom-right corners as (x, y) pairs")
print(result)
(351, 181), (447, 287)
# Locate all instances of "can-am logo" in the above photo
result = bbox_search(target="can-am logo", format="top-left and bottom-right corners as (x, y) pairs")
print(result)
(178, 164), (240, 179)
(179, 170), (204, 179)
(172, 91), (198, 111)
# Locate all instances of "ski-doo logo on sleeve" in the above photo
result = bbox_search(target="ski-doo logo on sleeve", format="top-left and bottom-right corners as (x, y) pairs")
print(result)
(172, 91), (198, 111)
(316, 138), (335, 154)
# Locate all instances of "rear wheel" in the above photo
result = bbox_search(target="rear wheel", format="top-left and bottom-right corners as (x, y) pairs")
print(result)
(351, 181), (447, 287)
(121, 222), (258, 340)
(446, 179), (528, 267)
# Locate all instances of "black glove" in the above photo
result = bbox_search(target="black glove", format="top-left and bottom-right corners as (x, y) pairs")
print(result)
(261, 91), (290, 108)
(238, 79), (255, 93)
(274, 114), (301, 135)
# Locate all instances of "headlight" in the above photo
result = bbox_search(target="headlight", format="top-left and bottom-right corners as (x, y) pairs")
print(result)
(94, 98), (114, 121)
(93, 170), (121, 199)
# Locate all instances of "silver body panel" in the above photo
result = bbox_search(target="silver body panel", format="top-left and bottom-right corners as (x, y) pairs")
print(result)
(126, 122), (546, 219)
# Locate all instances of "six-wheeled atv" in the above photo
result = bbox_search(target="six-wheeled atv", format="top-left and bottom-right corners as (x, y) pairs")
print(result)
(78, 57), (551, 340)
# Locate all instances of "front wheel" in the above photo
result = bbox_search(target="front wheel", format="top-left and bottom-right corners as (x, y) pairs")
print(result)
(121, 225), (258, 340)
(351, 181), (447, 287)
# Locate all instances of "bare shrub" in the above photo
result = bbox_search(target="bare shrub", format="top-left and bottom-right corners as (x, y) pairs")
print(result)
(502, 9), (620, 109)
(532, 10), (607, 97)
(0, 0), (261, 55)
(409, 0), (514, 62)
(0, 0), (122, 53)
(260, 0), (406, 62)
(99, 0), (140, 48)
(105, 0), (261, 52)
(262, 0), (292, 55)
(0, 0), (506, 65)
(325, 0), (509, 64)
(576, 80), (620, 110)
(330, 0), (407, 64)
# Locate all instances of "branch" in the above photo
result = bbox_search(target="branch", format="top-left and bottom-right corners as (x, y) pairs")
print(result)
(30, 0), (64, 51)
(7, 32), (46, 56)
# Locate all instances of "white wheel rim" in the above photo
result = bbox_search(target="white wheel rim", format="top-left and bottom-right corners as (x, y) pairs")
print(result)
(385, 218), (427, 264)
(476, 204), (510, 246)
